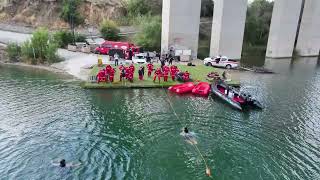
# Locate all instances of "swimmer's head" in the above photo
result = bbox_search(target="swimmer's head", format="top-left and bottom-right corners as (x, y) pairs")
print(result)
(60, 159), (66, 167)
(184, 127), (189, 133)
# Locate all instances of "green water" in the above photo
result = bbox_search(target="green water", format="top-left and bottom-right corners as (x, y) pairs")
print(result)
(0, 58), (320, 179)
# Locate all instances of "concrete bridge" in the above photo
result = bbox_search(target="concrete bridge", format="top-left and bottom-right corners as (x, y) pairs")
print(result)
(161, 0), (320, 59)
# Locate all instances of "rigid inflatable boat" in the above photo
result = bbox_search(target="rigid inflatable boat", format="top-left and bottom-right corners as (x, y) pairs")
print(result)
(211, 80), (263, 110)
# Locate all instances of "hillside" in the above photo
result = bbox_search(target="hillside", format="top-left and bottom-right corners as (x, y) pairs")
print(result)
(0, 0), (125, 29)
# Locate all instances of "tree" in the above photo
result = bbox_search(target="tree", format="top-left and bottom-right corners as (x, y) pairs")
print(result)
(126, 0), (151, 17)
(133, 16), (161, 51)
(244, 0), (274, 46)
(99, 19), (120, 41)
(60, 0), (84, 27)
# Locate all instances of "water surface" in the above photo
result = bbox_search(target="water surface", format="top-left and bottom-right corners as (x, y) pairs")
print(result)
(0, 58), (319, 179)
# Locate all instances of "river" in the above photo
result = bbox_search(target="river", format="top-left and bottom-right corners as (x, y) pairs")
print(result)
(0, 56), (320, 180)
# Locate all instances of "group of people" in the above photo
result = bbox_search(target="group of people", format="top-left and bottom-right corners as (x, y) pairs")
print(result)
(97, 65), (116, 83)
(119, 64), (137, 82)
(152, 65), (181, 83)
(97, 62), (191, 83)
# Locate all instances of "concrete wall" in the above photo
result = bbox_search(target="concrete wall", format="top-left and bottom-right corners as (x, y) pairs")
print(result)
(161, 0), (201, 59)
(295, 0), (320, 57)
(210, 0), (247, 60)
(266, 0), (303, 58)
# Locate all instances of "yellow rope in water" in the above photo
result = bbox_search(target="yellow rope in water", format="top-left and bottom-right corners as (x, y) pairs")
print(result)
(163, 88), (212, 177)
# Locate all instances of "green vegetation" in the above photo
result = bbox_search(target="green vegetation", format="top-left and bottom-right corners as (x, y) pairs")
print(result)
(244, 0), (274, 47)
(20, 28), (60, 64)
(99, 19), (121, 41)
(6, 43), (21, 62)
(84, 64), (239, 89)
(126, 0), (151, 17)
(133, 15), (161, 51)
(60, 0), (84, 27)
(53, 30), (86, 48)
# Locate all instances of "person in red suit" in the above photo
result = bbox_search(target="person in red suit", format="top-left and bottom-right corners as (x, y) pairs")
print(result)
(97, 69), (106, 83)
(147, 63), (154, 77)
(109, 68), (115, 82)
(153, 68), (162, 83)
(105, 65), (112, 82)
(183, 71), (190, 82)
(129, 64), (135, 74)
(163, 65), (170, 82)
(127, 68), (134, 82)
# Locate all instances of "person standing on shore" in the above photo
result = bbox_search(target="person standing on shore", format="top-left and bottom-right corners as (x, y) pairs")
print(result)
(147, 62), (154, 77)
(114, 53), (119, 66)
(153, 68), (162, 83)
(138, 66), (144, 81)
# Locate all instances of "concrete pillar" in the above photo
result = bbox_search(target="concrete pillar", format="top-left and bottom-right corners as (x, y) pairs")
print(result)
(210, 0), (247, 60)
(266, 0), (303, 58)
(161, 0), (201, 59)
(295, 0), (320, 57)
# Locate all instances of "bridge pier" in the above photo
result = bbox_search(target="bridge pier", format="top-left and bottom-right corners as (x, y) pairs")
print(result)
(161, 0), (201, 59)
(266, 0), (303, 58)
(209, 0), (247, 60)
(295, 0), (320, 57)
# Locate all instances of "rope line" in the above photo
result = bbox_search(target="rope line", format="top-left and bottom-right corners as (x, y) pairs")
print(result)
(162, 86), (212, 177)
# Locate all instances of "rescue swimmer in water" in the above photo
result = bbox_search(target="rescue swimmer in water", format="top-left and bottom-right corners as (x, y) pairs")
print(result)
(52, 159), (81, 168)
(180, 127), (198, 145)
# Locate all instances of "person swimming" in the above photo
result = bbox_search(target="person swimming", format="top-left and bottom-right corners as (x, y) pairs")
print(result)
(52, 159), (81, 168)
(180, 127), (197, 145)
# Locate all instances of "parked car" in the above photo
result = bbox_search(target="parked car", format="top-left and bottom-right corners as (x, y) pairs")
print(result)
(132, 53), (147, 64)
(94, 41), (140, 59)
(203, 56), (239, 69)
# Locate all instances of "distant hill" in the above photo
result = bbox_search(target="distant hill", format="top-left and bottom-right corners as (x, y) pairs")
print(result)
(0, 0), (125, 29)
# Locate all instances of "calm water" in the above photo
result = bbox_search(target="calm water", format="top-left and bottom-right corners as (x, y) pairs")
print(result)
(0, 57), (320, 180)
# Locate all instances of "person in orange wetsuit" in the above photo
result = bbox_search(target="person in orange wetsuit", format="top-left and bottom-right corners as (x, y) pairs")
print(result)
(183, 71), (190, 82)
(147, 62), (154, 77)
(153, 68), (162, 83)
(163, 65), (170, 82)
(109, 68), (115, 82)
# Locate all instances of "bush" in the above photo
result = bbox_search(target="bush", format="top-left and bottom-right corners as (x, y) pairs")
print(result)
(21, 28), (60, 64)
(133, 16), (161, 51)
(6, 43), (21, 62)
(60, 0), (84, 27)
(99, 19), (120, 41)
(126, 0), (150, 17)
(53, 30), (74, 48)
(53, 30), (86, 48)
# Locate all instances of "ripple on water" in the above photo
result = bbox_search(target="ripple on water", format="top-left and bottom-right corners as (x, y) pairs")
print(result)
(0, 64), (320, 179)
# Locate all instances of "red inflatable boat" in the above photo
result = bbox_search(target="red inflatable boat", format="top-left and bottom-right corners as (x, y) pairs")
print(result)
(175, 82), (195, 94)
(168, 82), (193, 92)
(192, 82), (211, 96)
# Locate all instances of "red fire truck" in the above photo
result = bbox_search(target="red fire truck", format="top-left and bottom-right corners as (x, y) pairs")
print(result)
(94, 41), (141, 59)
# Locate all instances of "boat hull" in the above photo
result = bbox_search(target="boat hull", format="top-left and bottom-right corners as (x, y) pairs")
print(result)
(211, 84), (242, 111)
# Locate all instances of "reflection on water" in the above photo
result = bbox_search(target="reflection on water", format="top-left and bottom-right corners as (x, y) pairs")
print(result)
(0, 57), (320, 180)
